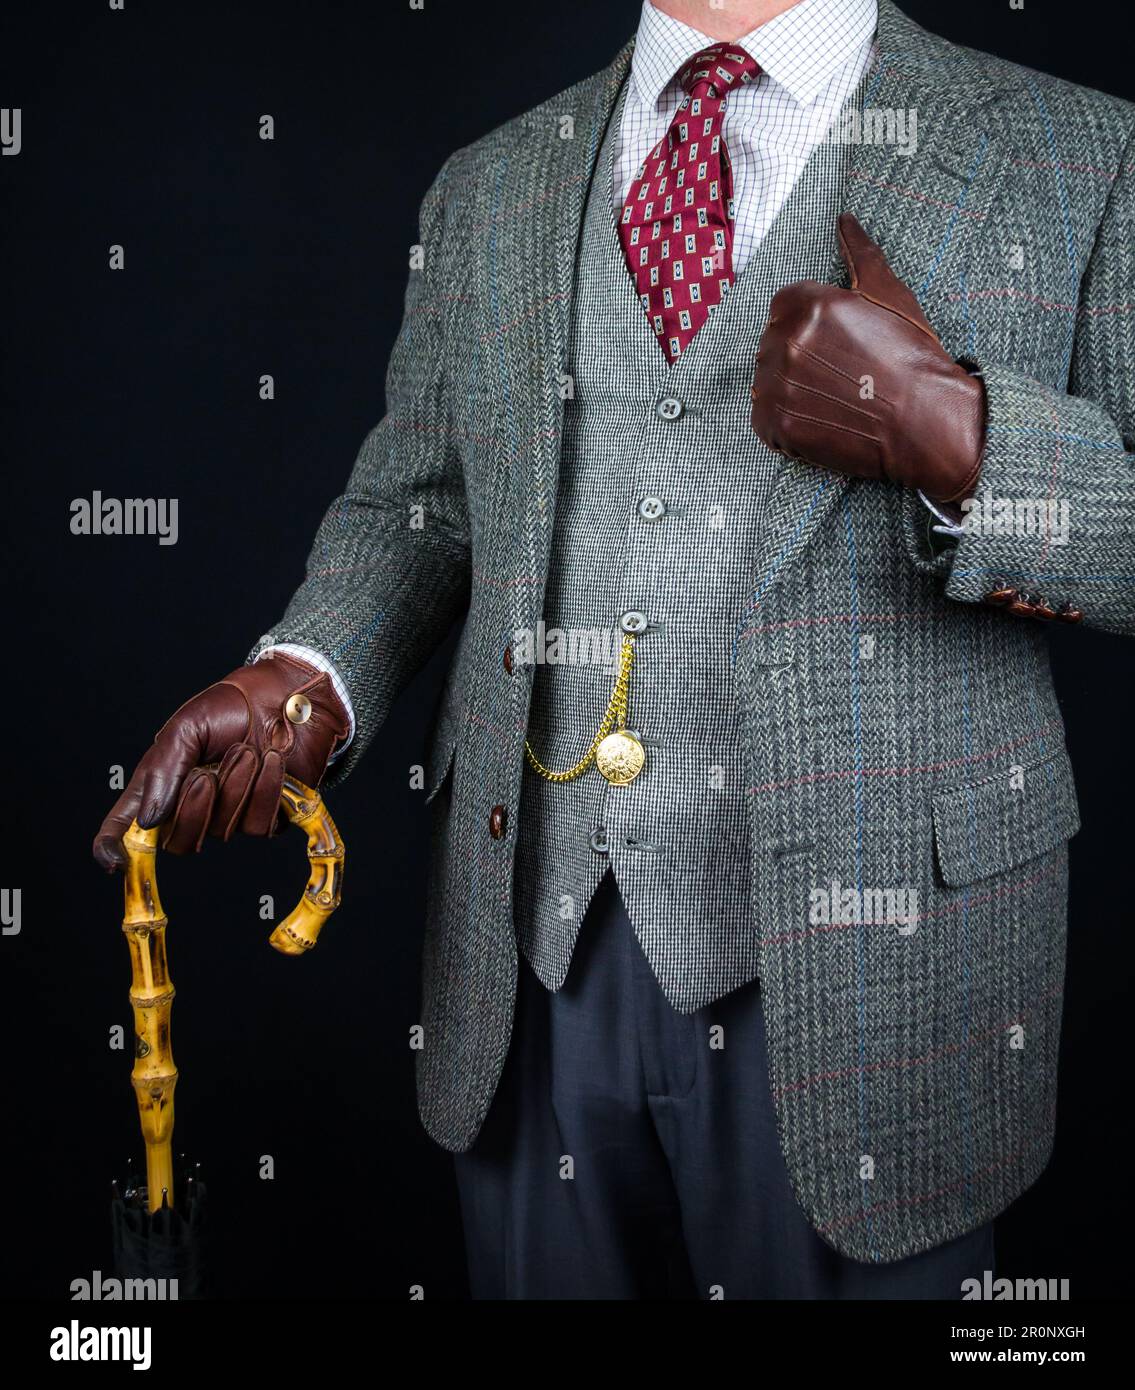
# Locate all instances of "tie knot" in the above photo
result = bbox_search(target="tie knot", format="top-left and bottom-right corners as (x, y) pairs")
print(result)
(677, 42), (760, 100)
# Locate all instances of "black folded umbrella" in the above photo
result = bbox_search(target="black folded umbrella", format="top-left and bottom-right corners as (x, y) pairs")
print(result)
(111, 1156), (209, 1299)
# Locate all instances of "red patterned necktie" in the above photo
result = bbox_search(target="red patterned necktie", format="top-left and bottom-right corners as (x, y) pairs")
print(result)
(618, 43), (761, 363)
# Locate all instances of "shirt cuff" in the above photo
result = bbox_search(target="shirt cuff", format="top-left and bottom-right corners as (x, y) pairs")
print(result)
(253, 643), (356, 760)
(916, 489), (966, 538)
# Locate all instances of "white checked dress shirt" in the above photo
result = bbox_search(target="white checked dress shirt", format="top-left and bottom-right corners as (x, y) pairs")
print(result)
(267, 0), (905, 750)
(615, 0), (877, 269)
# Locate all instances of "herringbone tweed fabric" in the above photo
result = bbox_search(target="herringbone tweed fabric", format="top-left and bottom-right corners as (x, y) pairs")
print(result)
(255, 0), (1135, 1261)
(514, 71), (865, 1008)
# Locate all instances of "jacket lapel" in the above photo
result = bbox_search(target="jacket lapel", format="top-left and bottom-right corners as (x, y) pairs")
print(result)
(743, 0), (1019, 624)
(489, 41), (633, 620)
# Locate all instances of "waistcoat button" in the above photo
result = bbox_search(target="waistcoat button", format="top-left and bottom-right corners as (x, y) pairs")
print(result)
(489, 805), (507, 840)
(637, 496), (667, 521)
(619, 610), (648, 633)
(656, 396), (684, 421)
(589, 827), (609, 854)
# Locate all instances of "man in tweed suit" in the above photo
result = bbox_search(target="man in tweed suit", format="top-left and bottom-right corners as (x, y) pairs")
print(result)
(95, 0), (1135, 1297)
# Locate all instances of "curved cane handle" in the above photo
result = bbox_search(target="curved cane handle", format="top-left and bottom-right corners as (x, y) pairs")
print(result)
(268, 777), (346, 954)
(121, 775), (345, 953)
(120, 775), (345, 1210)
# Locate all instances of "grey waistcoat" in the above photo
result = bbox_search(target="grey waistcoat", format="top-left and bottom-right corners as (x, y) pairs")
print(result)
(514, 75), (864, 1012)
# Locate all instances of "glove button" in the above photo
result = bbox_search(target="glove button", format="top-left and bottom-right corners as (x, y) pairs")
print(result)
(285, 693), (313, 724)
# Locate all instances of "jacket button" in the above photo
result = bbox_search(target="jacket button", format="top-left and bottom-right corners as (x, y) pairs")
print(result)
(1057, 603), (1084, 624)
(503, 644), (513, 675)
(489, 805), (507, 839)
(984, 582), (1017, 607)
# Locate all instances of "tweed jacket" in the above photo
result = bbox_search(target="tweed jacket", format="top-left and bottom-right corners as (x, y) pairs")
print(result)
(257, 0), (1135, 1261)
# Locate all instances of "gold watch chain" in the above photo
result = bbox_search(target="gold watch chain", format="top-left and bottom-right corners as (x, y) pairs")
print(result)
(523, 633), (636, 783)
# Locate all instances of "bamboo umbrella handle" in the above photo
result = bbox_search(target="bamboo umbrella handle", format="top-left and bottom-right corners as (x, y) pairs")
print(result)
(120, 775), (345, 1211)
(267, 777), (347, 955)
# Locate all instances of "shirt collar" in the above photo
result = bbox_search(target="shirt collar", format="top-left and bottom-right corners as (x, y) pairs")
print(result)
(631, 0), (877, 111)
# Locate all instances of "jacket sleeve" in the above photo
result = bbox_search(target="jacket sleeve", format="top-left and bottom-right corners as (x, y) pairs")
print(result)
(252, 154), (471, 782)
(902, 121), (1135, 638)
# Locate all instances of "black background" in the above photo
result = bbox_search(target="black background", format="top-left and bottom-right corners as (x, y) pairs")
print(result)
(1, 0), (1132, 1301)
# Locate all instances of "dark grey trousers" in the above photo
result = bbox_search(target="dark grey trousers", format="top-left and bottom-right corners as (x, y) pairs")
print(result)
(455, 871), (995, 1299)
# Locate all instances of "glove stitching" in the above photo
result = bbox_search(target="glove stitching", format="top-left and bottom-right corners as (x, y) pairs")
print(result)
(772, 369), (880, 422)
(788, 340), (897, 406)
(772, 404), (882, 444)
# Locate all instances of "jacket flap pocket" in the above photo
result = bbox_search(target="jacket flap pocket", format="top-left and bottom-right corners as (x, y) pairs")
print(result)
(931, 748), (1080, 888)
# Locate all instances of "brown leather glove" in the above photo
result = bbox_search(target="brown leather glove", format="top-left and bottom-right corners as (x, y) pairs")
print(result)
(751, 212), (986, 504)
(93, 652), (350, 871)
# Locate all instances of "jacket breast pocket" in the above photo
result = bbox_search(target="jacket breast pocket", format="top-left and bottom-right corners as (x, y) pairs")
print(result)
(931, 747), (1081, 888)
